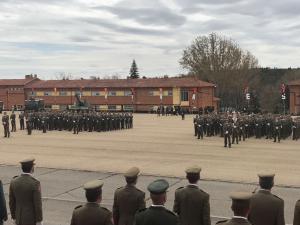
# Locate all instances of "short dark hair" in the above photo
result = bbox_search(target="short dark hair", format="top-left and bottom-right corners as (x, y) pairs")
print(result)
(21, 164), (33, 173)
(186, 173), (200, 184)
(231, 200), (250, 216)
(85, 189), (102, 202)
(259, 180), (273, 190)
(125, 176), (137, 184)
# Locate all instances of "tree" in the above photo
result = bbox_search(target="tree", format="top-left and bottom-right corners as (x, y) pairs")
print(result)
(129, 59), (139, 79)
(180, 33), (259, 109)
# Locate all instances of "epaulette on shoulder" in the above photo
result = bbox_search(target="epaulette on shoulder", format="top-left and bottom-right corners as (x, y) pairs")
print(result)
(272, 194), (283, 201)
(216, 219), (228, 224)
(100, 206), (110, 212)
(165, 209), (177, 217)
(12, 175), (19, 179)
(116, 186), (123, 190)
(74, 205), (83, 210)
(137, 208), (147, 213)
(176, 187), (184, 191)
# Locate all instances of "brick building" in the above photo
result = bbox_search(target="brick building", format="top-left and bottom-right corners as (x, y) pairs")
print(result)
(0, 76), (218, 112)
(0, 75), (39, 110)
(288, 80), (300, 114)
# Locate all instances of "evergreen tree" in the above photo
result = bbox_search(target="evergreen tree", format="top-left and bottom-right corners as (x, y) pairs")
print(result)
(129, 60), (139, 79)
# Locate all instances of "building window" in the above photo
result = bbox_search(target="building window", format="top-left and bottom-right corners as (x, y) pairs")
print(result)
(124, 90), (132, 96)
(92, 91), (100, 96)
(108, 105), (116, 110)
(149, 90), (154, 96)
(108, 91), (116, 96)
(123, 105), (134, 111)
(30, 91), (36, 96)
(180, 90), (189, 101)
(59, 91), (67, 96)
(44, 91), (51, 96)
(167, 90), (173, 96)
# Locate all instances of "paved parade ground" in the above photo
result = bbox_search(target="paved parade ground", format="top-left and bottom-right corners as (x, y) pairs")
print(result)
(0, 113), (300, 224)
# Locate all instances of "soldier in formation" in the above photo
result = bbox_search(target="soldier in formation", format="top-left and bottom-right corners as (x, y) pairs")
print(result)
(2, 112), (10, 138)
(25, 111), (133, 134)
(193, 112), (299, 146)
(10, 112), (16, 132)
(294, 199), (300, 225)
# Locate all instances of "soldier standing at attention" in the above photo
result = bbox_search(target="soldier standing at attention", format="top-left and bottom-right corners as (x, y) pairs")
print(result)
(2, 112), (10, 138)
(293, 200), (300, 225)
(216, 192), (252, 225)
(223, 122), (232, 148)
(9, 158), (43, 225)
(173, 166), (210, 225)
(134, 179), (178, 225)
(248, 173), (285, 225)
(0, 180), (7, 225)
(19, 112), (25, 130)
(113, 167), (145, 225)
(10, 111), (16, 132)
(70, 180), (113, 225)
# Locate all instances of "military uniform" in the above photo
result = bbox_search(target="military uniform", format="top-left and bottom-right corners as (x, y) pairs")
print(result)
(10, 112), (17, 132)
(70, 180), (113, 225)
(173, 166), (210, 225)
(0, 180), (7, 225)
(134, 179), (178, 225)
(248, 174), (285, 225)
(19, 113), (25, 130)
(9, 158), (43, 225)
(2, 113), (10, 138)
(293, 200), (300, 225)
(113, 167), (145, 225)
(216, 192), (252, 225)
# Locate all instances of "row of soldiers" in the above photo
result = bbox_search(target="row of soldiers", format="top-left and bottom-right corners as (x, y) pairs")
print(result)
(1, 158), (300, 225)
(2, 111), (133, 136)
(193, 113), (300, 147)
(1, 112), (25, 138)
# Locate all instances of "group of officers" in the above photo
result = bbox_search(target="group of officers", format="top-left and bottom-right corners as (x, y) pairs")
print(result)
(2, 111), (133, 136)
(193, 112), (300, 147)
(1, 158), (300, 225)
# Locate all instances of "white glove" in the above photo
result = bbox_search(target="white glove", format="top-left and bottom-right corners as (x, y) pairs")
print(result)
(36, 221), (43, 225)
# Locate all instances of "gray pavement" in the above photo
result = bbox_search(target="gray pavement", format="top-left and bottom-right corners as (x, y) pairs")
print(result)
(1, 164), (298, 225)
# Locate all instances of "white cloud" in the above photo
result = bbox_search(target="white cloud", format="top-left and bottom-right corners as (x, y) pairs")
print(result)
(0, 0), (300, 79)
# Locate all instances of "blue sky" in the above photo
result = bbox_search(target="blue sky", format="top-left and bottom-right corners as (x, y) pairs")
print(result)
(0, 0), (300, 79)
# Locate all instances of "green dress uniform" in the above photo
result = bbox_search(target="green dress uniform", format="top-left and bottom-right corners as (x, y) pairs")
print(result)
(248, 190), (285, 225)
(70, 180), (113, 225)
(9, 173), (43, 225)
(71, 203), (112, 225)
(294, 200), (300, 225)
(0, 180), (8, 225)
(173, 166), (210, 225)
(134, 179), (178, 225)
(174, 184), (210, 225)
(113, 167), (145, 225)
(216, 217), (251, 225)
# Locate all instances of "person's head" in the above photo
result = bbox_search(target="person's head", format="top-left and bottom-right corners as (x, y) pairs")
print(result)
(124, 167), (140, 185)
(258, 173), (275, 190)
(20, 158), (35, 173)
(185, 166), (201, 184)
(84, 180), (103, 203)
(148, 179), (169, 206)
(230, 192), (252, 217)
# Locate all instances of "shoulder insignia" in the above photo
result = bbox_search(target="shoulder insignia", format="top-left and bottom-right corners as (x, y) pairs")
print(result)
(74, 205), (83, 210)
(117, 186), (123, 189)
(137, 208), (147, 213)
(12, 175), (19, 179)
(216, 219), (228, 224)
(176, 187), (184, 191)
(272, 194), (283, 201)
(100, 206), (110, 212)
(165, 209), (177, 217)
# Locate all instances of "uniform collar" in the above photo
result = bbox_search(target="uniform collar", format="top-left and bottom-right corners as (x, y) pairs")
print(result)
(232, 216), (248, 220)
(86, 202), (99, 207)
(21, 172), (33, 177)
(151, 204), (165, 208)
(259, 189), (271, 194)
(187, 184), (199, 188)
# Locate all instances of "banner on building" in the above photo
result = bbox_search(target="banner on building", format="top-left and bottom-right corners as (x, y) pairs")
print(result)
(159, 88), (163, 101)
(192, 88), (197, 100)
(281, 84), (286, 100)
(104, 88), (108, 99)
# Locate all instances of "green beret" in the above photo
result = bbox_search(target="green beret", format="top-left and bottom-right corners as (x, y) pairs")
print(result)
(185, 165), (202, 174)
(230, 192), (252, 201)
(147, 179), (169, 194)
(83, 180), (104, 191)
(20, 157), (35, 165)
(124, 167), (140, 178)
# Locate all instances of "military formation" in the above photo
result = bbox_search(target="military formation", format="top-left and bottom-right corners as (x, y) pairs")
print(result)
(2, 111), (133, 136)
(193, 112), (300, 147)
(1, 159), (300, 225)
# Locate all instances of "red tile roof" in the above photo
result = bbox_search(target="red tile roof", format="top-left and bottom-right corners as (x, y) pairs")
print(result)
(0, 78), (38, 86)
(25, 77), (215, 89)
